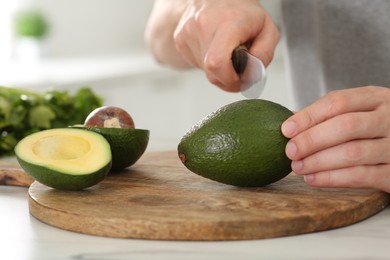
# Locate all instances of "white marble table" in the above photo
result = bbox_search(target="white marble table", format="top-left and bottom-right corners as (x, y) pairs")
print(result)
(1, 171), (390, 260)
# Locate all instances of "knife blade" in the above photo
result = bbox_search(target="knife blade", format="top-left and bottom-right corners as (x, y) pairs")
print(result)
(232, 45), (267, 99)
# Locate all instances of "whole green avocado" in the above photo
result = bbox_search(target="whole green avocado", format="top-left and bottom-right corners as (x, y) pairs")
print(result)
(177, 99), (293, 187)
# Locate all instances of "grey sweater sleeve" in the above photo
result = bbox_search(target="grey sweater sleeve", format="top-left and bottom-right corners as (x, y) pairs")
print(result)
(280, 0), (390, 110)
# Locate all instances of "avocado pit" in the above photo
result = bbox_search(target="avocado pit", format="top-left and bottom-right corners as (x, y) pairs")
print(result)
(84, 106), (135, 129)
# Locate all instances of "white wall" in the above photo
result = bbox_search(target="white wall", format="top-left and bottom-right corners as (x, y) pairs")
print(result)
(37, 0), (154, 57)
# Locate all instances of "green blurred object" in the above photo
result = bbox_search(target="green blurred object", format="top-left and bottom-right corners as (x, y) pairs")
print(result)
(14, 11), (48, 38)
(0, 86), (103, 157)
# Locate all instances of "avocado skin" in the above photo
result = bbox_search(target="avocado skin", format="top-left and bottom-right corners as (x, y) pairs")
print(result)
(178, 99), (293, 187)
(74, 126), (150, 171)
(17, 158), (111, 190)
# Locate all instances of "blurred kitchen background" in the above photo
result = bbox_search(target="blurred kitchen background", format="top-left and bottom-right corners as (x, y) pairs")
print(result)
(0, 0), (291, 151)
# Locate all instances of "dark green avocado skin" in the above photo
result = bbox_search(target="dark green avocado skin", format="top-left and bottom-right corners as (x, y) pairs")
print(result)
(178, 99), (293, 187)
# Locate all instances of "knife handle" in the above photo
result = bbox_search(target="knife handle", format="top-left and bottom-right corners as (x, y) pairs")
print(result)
(231, 45), (248, 74)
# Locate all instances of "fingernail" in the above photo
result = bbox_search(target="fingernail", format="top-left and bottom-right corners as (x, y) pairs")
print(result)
(282, 120), (297, 137)
(286, 141), (297, 159)
(304, 174), (315, 183)
(292, 160), (303, 172)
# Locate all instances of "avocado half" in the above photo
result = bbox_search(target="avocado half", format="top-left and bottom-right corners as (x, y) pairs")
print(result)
(15, 128), (112, 190)
(71, 126), (150, 171)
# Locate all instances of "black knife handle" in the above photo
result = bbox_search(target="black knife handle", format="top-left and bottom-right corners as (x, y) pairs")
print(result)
(231, 45), (248, 75)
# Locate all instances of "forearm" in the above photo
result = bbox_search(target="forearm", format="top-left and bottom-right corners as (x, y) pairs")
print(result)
(145, 0), (192, 68)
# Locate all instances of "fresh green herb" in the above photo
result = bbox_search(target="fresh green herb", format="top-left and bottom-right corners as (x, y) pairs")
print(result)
(0, 86), (103, 157)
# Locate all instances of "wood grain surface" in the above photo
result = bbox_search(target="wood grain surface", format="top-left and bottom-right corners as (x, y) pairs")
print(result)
(23, 151), (390, 240)
(0, 161), (34, 187)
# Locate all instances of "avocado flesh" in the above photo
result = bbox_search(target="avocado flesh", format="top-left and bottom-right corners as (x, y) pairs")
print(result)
(72, 126), (149, 171)
(178, 99), (293, 187)
(15, 128), (112, 190)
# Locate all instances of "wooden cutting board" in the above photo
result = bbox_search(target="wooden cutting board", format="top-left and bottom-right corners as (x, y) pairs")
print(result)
(0, 160), (34, 186)
(2, 151), (389, 240)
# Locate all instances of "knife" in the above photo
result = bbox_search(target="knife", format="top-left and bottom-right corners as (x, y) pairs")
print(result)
(231, 45), (267, 99)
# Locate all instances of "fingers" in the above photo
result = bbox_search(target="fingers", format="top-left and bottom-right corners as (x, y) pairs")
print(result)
(249, 14), (280, 67)
(285, 111), (387, 161)
(201, 12), (280, 92)
(173, 0), (280, 92)
(282, 86), (390, 192)
(282, 87), (385, 139)
(202, 26), (244, 92)
(292, 138), (390, 174)
(303, 164), (390, 193)
(174, 6), (241, 91)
